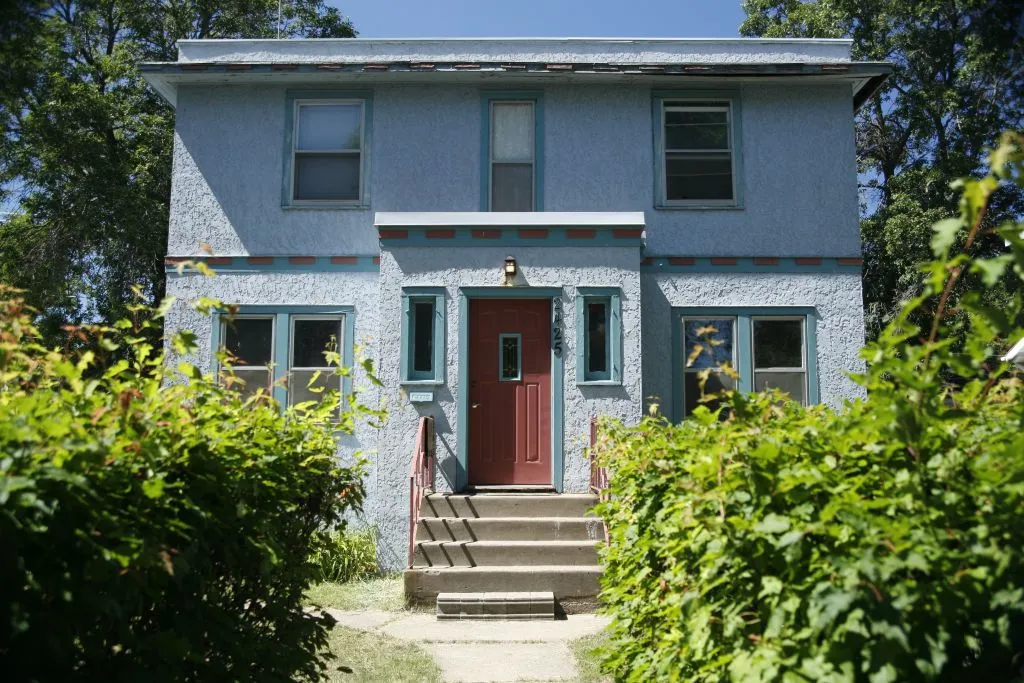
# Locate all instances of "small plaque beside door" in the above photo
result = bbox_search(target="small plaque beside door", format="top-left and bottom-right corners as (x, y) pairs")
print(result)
(409, 390), (434, 403)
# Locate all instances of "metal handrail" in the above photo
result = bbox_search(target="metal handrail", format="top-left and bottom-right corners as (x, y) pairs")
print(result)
(407, 416), (436, 567)
(589, 416), (610, 501)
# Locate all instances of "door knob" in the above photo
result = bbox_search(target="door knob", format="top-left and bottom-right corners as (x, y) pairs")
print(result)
(471, 403), (480, 409)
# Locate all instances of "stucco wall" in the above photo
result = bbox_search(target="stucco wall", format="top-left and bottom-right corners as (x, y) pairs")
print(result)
(374, 246), (643, 570)
(169, 82), (859, 258)
(641, 271), (867, 416)
(162, 269), (387, 528)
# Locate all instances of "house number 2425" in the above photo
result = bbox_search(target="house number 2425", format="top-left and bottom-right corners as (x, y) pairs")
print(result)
(551, 306), (563, 357)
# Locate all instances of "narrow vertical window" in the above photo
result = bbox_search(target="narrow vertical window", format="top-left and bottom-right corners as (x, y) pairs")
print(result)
(752, 318), (807, 404)
(499, 333), (522, 381)
(664, 101), (733, 202)
(490, 101), (535, 211)
(409, 299), (435, 380)
(220, 317), (274, 399)
(293, 101), (363, 202)
(289, 316), (344, 416)
(682, 317), (736, 416)
(585, 300), (610, 381)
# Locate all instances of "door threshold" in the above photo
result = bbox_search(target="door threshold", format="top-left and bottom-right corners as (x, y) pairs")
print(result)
(466, 485), (557, 494)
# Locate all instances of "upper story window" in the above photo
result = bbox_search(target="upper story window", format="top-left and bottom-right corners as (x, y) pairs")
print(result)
(488, 100), (536, 211)
(655, 92), (742, 209)
(291, 99), (364, 203)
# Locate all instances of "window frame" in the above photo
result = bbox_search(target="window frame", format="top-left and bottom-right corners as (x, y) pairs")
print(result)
(671, 307), (818, 421)
(680, 315), (739, 416)
(498, 333), (523, 382)
(480, 91), (544, 211)
(282, 91), (372, 209)
(751, 315), (808, 403)
(400, 288), (446, 385)
(212, 306), (355, 412)
(575, 287), (622, 386)
(218, 314), (276, 397)
(653, 90), (744, 210)
(287, 314), (345, 417)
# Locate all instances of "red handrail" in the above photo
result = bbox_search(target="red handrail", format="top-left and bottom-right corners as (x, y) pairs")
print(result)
(589, 416), (609, 501)
(408, 416), (436, 567)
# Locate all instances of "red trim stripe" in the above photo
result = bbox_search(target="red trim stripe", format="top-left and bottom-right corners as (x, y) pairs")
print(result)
(668, 257), (695, 265)
(288, 256), (315, 265)
(379, 229), (408, 239)
(566, 229), (596, 239)
(795, 257), (822, 266)
(710, 257), (737, 266)
(837, 257), (863, 266)
(425, 229), (455, 239)
(472, 229), (502, 239)
(753, 257), (779, 265)
(612, 228), (644, 239)
(330, 256), (358, 264)
(518, 229), (548, 238)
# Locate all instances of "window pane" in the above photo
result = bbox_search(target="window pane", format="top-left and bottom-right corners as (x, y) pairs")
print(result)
(753, 319), (804, 368)
(292, 318), (342, 368)
(683, 318), (734, 370)
(296, 104), (361, 150)
(492, 102), (533, 162)
(491, 163), (533, 211)
(500, 335), (520, 381)
(665, 108), (729, 150)
(290, 369), (341, 408)
(755, 371), (807, 404)
(294, 154), (360, 201)
(412, 301), (434, 374)
(684, 371), (736, 417)
(666, 153), (733, 201)
(587, 302), (608, 375)
(226, 368), (272, 400)
(223, 318), (272, 366)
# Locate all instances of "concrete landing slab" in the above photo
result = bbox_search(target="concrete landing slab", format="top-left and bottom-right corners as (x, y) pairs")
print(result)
(424, 642), (576, 682)
(380, 612), (610, 643)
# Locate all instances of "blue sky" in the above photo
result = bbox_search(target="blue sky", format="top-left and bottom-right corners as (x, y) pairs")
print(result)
(331, 1), (749, 38)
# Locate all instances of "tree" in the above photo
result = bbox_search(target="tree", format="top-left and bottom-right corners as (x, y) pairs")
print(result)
(741, 0), (1024, 339)
(0, 1), (356, 346)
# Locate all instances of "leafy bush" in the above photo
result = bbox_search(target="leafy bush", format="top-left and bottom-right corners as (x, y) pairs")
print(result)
(596, 132), (1024, 682)
(310, 526), (379, 583)
(0, 286), (382, 682)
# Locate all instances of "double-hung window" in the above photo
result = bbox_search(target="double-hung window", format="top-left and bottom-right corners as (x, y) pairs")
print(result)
(681, 316), (737, 416)
(576, 288), (622, 385)
(218, 311), (348, 419)
(660, 98), (736, 204)
(291, 100), (364, 203)
(677, 310), (815, 419)
(752, 318), (807, 404)
(221, 317), (275, 400)
(289, 317), (344, 412)
(489, 100), (536, 211)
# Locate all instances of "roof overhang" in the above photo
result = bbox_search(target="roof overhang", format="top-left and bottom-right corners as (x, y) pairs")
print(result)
(1003, 336), (1024, 370)
(141, 37), (890, 109)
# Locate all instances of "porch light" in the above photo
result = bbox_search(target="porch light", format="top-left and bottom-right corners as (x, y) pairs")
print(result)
(504, 255), (517, 277)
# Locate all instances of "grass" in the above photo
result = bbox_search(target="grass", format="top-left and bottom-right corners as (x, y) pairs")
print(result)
(320, 626), (441, 683)
(570, 630), (611, 683)
(305, 575), (410, 612)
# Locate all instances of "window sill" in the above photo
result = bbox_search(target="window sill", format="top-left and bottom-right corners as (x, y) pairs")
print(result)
(400, 379), (445, 387)
(655, 202), (744, 211)
(282, 202), (370, 211)
(577, 380), (622, 387)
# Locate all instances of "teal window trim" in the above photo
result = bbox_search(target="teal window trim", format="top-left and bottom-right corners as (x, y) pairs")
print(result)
(212, 305), (355, 409)
(480, 90), (544, 211)
(670, 306), (818, 422)
(653, 89), (744, 210)
(498, 333), (523, 381)
(400, 287), (446, 385)
(282, 89), (373, 209)
(575, 287), (622, 385)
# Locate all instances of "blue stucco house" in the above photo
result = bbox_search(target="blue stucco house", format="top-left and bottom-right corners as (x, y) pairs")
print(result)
(144, 37), (889, 605)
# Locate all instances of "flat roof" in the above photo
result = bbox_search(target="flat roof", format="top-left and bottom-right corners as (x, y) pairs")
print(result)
(142, 37), (890, 108)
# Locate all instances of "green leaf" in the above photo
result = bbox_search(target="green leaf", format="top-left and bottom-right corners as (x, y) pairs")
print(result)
(930, 218), (963, 258)
(754, 514), (791, 534)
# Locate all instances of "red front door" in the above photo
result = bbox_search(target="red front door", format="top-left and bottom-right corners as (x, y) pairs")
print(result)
(468, 298), (552, 486)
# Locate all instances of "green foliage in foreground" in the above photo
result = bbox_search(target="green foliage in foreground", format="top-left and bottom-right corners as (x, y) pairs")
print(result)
(0, 290), (381, 681)
(310, 526), (380, 584)
(596, 132), (1024, 682)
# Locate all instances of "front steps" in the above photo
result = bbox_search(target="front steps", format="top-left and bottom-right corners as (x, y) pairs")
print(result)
(404, 493), (603, 612)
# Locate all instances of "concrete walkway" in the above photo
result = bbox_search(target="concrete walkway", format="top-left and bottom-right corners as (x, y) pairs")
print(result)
(325, 608), (611, 682)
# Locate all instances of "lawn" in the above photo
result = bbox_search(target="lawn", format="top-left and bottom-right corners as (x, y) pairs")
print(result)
(321, 626), (441, 682)
(570, 630), (611, 683)
(305, 574), (412, 612)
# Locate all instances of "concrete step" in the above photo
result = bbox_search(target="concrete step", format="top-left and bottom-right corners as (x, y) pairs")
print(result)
(405, 565), (602, 606)
(413, 540), (600, 568)
(436, 591), (555, 620)
(420, 493), (598, 519)
(417, 516), (605, 542)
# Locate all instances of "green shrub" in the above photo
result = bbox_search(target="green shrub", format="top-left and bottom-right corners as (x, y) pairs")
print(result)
(596, 132), (1024, 682)
(310, 526), (379, 583)
(0, 286), (383, 682)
